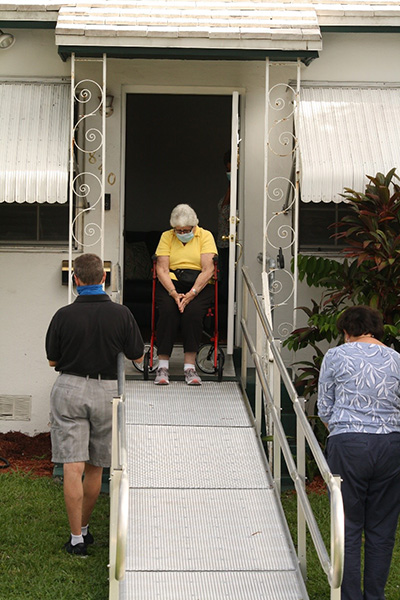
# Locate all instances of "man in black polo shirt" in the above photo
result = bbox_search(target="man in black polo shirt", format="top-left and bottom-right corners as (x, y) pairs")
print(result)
(46, 253), (143, 556)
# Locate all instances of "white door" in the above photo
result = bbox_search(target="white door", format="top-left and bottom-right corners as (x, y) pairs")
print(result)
(226, 91), (241, 355)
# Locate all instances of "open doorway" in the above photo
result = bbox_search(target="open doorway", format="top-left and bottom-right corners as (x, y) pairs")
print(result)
(123, 93), (232, 339)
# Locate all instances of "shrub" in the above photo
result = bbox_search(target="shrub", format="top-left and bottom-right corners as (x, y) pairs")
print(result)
(285, 169), (400, 399)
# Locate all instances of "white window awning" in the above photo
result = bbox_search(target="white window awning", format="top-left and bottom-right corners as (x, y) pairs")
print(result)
(297, 86), (400, 203)
(0, 82), (70, 204)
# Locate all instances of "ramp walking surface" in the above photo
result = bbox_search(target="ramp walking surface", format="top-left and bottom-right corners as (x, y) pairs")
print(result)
(121, 380), (309, 599)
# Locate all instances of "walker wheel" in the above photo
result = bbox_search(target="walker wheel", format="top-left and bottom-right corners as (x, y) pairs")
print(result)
(217, 350), (224, 382)
(196, 343), (216, 374)
(133, 344), (159, 374)
(143, 351), (150, 380)
(147, 345), (159, 373)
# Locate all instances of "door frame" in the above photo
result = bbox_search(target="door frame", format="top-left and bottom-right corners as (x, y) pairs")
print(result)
(120, 84), (245, 352)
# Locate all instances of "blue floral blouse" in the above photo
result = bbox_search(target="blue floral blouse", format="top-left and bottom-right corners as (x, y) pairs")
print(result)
(317, 342), (400, 436)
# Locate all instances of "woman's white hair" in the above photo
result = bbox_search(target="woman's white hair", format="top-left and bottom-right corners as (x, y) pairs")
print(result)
(170, 204), (199, 228)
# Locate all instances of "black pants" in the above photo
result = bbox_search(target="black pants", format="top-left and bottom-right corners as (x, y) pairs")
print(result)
(155, 281), (214, 356)
(326, 432), (400, 600)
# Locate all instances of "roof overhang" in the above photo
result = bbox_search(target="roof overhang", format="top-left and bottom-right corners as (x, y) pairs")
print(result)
(57, 44), (319, 63)
(54, 1), (322, 61)
(1, 1), (399, 64)
(316, 1), (400, 29)
(0, 1), (63, 23)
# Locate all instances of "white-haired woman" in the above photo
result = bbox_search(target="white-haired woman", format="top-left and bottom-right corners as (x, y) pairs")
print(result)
(154, 204), (217, 385)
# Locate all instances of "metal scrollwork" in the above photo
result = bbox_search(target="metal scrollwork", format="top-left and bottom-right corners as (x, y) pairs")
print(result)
(268, 268), (295, 308)
(68, 55), (107, 302)
(265, 215), (296, 251)
(267, 83), (299, 158)
(264, 66), (300, 336)
(74, 79), (103, 111)
(266, 176), (296, 212)
(71, 172), (103, 248)
(277, 322), (295, 338)
(268, 83), (297, 118)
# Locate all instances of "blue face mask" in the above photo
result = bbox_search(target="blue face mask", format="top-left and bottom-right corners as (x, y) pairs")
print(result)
(176, 231), (194, 243)
(226, 172), (231, 182)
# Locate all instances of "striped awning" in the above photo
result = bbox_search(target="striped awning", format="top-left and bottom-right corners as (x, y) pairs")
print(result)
(0, 82), (70, 204)
(297, 85), (400, 203)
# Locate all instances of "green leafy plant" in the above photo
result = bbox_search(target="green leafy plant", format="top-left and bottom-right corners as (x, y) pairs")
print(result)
(285, 169), (400, 399)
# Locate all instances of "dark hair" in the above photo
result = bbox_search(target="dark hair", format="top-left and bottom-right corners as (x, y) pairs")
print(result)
(336, 305), (384, 340)
(73, 253), (104, 285)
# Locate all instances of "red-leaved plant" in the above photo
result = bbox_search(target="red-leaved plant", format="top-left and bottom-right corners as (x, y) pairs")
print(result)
(285, 169), (400, 399)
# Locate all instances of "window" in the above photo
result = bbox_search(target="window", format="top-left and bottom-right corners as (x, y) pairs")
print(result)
(296, 84), (400, 252)
(298, 201), (353, 252)
(0, 203), (69, 244)
(0, 81), (70, 246)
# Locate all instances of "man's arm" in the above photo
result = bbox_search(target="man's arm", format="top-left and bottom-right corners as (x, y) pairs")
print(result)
(48, 360), (58, 367)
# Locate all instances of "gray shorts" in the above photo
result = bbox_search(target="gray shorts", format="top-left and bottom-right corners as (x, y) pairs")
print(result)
(50, 373), (117, 467)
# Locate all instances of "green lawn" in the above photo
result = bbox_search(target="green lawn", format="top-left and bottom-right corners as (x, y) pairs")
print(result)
(0, 471), (109, 600)
(282, 488), (400, 600)
(1, 470), (399, 599)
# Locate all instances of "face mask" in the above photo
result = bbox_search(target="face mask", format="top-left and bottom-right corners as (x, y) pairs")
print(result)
(226, 172), (231, 182)
(176, 231), (194, 243)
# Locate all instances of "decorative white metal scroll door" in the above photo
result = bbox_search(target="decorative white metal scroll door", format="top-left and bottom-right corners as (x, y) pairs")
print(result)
(68, 53), (107, 303)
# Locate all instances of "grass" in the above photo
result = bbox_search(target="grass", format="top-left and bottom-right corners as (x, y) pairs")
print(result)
(2, 470), (400, 599)
(0, 471), (109, 600)
(282, 488), (400, 600)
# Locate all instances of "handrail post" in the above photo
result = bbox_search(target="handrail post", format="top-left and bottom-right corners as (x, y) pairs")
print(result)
(109, 395), (122, 599)
(297, 396), (307, 580)
(241, 273), (248, 390)
(109, 353), (128, 599)
(272, 341), (281, 496)
(255, 300), (264, 436)
(117, 352), (125, 397)
(331, 474), (342, 600)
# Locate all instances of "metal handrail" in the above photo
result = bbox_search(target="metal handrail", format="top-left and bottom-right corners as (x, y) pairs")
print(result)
(114, 354), (129, 582)
(115, 466), (129, 581)
(117, 351), (125, 398)
(241, 266), (344, 591)
(114, 262), (122, 305)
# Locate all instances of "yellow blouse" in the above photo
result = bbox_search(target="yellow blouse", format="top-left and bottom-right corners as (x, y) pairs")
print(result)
(156, 227), (217, 281)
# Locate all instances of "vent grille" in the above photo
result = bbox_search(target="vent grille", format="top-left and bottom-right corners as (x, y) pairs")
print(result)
(0, 395), (31, 421)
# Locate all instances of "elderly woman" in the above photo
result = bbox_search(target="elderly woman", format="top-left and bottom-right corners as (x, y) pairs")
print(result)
(318, 306), (400, 600)
(154, 204), (217, 386)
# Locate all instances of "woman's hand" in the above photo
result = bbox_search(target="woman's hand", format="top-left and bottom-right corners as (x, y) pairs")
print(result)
(170, 289), (184, 309)
(156, 256), (184, 306)
(178, 290), (195, 313)
(178, 253), (215, 312)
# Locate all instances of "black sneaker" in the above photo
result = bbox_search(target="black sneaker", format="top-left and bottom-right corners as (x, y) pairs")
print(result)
(64, 538), (88, 557)
(83, 529), (94, 545)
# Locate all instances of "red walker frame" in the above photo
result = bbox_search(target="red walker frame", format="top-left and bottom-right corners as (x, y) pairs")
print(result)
(141, 255), (224, 381)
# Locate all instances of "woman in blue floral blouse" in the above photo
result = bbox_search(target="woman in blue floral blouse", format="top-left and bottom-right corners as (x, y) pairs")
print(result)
(318, 305), (400, 600)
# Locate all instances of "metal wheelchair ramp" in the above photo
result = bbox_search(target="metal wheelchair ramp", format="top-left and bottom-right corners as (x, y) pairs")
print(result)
(120, 381), (309, 600)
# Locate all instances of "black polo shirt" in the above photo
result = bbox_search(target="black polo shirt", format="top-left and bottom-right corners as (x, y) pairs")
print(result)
(46, 295), (143, 379)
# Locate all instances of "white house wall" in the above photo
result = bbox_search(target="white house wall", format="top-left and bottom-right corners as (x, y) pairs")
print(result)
(296, 32), (400, 324)
(0, 28), (399, 433)
(305, 33), (400, 83)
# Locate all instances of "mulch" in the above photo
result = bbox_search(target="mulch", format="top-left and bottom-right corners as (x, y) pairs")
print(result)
(305, 475), (326, 495)
(0, 431), (53, 477)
